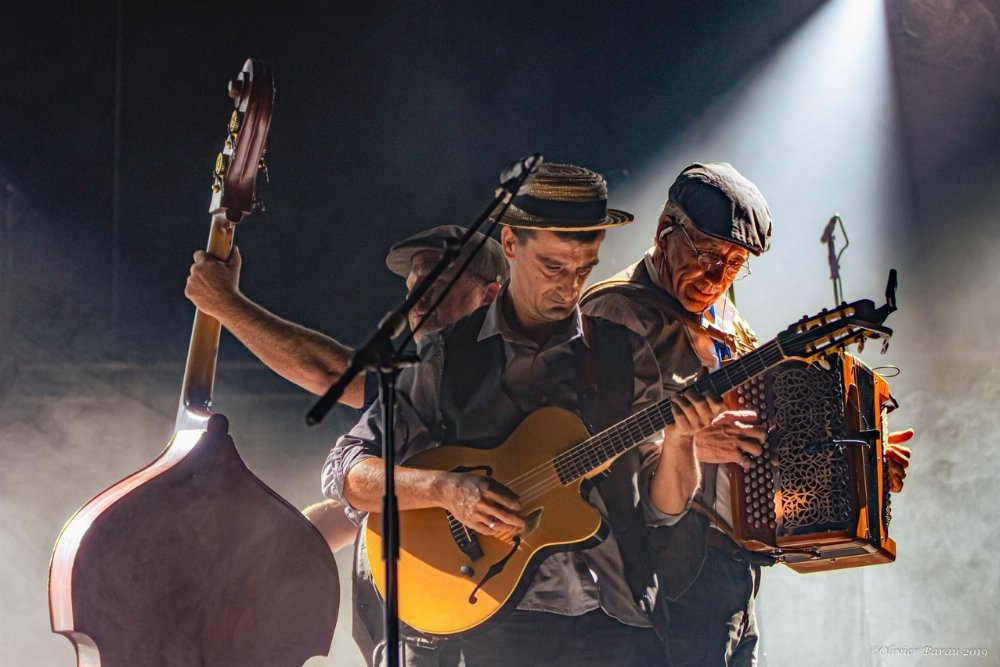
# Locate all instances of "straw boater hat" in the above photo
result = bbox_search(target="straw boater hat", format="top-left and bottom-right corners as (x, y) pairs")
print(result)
(491, 163), (634, 231)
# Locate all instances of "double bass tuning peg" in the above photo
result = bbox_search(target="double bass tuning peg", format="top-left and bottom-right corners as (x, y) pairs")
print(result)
(228, 75), (244, 100)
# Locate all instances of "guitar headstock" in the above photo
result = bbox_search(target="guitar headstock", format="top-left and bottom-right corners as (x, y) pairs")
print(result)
(780, 269), (899, 364)
(210, 59), (275, 223)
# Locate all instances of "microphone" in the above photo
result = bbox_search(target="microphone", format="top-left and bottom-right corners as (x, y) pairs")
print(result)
(820, 213), (847, 305)
(821, 214), (840, 243)
(499, 154), (544, 197)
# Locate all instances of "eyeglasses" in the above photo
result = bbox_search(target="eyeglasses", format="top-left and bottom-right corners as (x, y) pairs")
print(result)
(673, 224), (751, 281)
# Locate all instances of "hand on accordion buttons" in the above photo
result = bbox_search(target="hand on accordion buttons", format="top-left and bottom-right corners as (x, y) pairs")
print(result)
(693, 411), (766, 470)
(885, 428), (915, 493)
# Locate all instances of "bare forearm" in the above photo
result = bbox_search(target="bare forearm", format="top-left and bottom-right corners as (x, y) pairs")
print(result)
(214, 292), (365, 406)
(649, 433), (700, 514)
(342, 458), (452, 513)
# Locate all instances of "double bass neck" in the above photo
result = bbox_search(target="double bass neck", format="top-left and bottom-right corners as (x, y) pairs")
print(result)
(176, 213), (236, 431)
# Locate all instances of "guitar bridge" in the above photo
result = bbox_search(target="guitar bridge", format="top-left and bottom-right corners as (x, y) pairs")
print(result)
(447, 512), (483, 565)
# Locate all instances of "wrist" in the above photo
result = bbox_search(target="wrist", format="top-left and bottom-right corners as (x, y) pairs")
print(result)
(662, 430), (694, 453)
(430, 471), (456, 508)
(214, 289), (252, 324)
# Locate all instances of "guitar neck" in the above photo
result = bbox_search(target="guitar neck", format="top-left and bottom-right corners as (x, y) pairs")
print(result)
(553, 333), (792, 483)
(176, 213), (236, 430)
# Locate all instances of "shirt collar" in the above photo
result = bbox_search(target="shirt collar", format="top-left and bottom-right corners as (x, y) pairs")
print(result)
(477, 283), (587, 349)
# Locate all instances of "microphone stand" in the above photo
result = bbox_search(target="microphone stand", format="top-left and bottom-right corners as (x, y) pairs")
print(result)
(820, 213), (848, 305)
(306, 154), (542, 666)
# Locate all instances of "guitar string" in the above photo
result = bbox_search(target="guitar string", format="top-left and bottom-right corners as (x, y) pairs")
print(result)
(399, 340), (787, 532)
(496, 339), (788, 505)
(500, 338), (785, 495)
(484, 339), (854, 541)
(460, 331), (866, 542)
(509, 404), (673, 503)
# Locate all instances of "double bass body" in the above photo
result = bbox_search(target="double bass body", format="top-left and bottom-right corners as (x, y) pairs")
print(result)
(48, 60), (339, 667)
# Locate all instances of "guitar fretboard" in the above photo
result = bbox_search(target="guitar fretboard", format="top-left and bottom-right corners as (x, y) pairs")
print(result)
(553, 333), (791, 483)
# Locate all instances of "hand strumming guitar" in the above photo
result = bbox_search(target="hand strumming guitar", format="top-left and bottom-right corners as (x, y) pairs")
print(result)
(438, 473), (525, 539)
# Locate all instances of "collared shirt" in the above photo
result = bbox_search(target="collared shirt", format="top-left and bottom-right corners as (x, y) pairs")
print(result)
(582, 251), (753, 529)
(323, 287), (665, 628)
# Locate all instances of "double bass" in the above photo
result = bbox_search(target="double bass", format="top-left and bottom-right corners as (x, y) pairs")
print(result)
(49, 60), (339, 666)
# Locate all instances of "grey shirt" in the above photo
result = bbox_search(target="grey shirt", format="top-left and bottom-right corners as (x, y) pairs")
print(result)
(323, 288), (666, 628)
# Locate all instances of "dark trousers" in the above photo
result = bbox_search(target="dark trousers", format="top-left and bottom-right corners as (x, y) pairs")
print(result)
(663, 546), (761, 667)
(457, 609), (665, 666)
(373, 610), (662, 666)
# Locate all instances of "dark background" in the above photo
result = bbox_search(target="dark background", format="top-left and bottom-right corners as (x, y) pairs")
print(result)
(3, 1), (997, 363)
(2, 1), (999, 665)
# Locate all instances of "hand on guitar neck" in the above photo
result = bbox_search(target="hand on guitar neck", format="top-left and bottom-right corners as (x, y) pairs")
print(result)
(651, 388), (727, 515)
(691, 410), (767, 470)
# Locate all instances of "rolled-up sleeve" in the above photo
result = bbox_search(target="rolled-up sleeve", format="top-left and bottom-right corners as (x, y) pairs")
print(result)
(320, 332), (446, 523)
(321, 403), (385, 524)
(637, 437), (691, 527)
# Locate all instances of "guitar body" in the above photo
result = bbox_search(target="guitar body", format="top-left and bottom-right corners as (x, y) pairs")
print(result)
(49, 416), (339, 667)
(366, 406), (606, 636)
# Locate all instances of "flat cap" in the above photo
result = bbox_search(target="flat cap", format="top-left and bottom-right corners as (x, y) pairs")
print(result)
(668, 162), (771, 255)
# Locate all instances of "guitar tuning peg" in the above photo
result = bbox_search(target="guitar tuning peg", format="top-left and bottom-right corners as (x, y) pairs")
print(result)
(214, 153), (226, 179)
(228, 110), (242, 133)
(224, 133), (237, 153)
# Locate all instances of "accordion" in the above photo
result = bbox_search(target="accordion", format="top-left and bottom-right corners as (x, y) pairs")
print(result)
(727, 351), (897, 573)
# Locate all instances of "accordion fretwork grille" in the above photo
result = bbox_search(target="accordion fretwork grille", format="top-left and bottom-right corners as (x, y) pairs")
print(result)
(735, 360), (855, 537)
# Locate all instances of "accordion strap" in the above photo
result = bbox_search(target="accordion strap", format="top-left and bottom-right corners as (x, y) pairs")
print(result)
(583, 278), (742, 357)
(688, 497), (737, 541)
